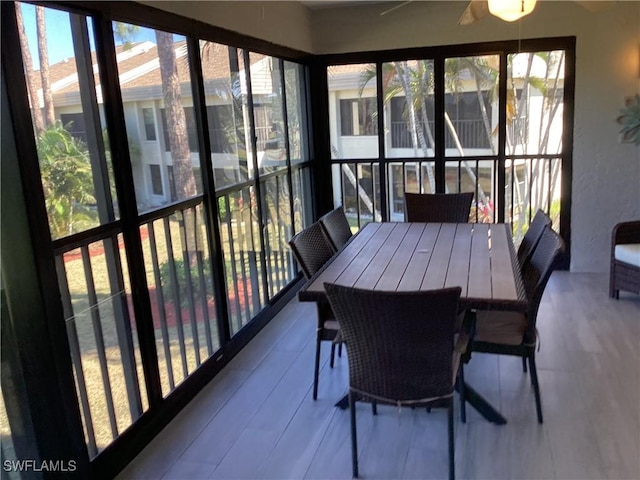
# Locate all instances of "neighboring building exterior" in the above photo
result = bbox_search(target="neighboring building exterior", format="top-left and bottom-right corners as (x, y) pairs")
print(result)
(34, 41), (563, 224)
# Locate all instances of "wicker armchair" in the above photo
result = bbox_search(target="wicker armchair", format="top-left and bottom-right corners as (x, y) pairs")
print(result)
(319, 206), (353, 252)
(470, 225), (564, 423)
(517, 209), (552, 268)
(609, 221), (640, 299)
(404, 192), (474, 223)
(325, 284), (466, 480)
(288, 222), (340, 400)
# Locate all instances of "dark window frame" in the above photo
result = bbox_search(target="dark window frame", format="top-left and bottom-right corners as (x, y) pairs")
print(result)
(149, 164), (163, 195)
(317, 37), (574, 263)
(142, 107), (157, 141)
(339, 97), (378, 136)
(60, 112), (88, 145)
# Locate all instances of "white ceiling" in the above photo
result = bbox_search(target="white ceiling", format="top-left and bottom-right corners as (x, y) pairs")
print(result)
(300, 0), (393, 10)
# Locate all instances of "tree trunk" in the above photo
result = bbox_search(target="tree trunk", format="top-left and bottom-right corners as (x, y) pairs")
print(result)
(396, 61), (435, 193)
(15, 4), (44, 133)
(156, 31), (197, 201)
(156, 31), (198, 255)
(36, 6), (55, 126)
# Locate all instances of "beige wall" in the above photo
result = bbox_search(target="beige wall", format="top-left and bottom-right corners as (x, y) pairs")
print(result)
(141, 0), (640, 272)
(141, 1), (314, 53)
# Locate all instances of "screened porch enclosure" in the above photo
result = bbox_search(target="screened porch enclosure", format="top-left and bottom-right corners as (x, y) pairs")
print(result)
(1, 1), (574, 477)
(327, 47), (571, 242)
(3, 1), (314, 467)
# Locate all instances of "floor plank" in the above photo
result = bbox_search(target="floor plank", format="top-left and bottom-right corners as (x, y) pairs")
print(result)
(118, 273), (640, 480)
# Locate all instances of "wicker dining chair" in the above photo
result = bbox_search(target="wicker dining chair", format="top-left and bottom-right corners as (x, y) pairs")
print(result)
(404, 192), (474, 223)
(325, 283), (466, 480)
(517, 209), (552, 269)
(319, 206), (353, 252)
(469, 225), (564, 424)
(288, 222), (341, 400)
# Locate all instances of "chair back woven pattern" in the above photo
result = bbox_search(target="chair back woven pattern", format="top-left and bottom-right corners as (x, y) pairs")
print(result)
(522, 226), (565, 342)
(404, 192), (474, 223)
(517, 209), (552, 267)
(288, 222), (335, 279)
(325, 284), (461, 403)
(319, 207), (353, 252)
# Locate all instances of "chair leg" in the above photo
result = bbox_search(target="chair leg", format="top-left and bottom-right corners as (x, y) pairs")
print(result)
(522, 356), (528, 373)
(349, 392), (359, 478)
(528, 353), (543, 424)
(610, 268), (618, 299)
(313, 336), (321, 400)
(459, 366), (466, 424)
(448, 401), (455, 480)
(330, 343), (336, 368)
(371, 401), (377, 416)
(338, 342), (343, 358)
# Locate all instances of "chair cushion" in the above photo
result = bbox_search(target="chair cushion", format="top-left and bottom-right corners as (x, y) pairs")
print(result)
(615, 244), (640, 268)
(475, 311), (528, 346)
(323, 319), (340, 331)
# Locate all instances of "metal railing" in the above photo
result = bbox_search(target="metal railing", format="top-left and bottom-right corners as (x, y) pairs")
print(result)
(51, 163), (312, 454)
(332, 157), (561, 241)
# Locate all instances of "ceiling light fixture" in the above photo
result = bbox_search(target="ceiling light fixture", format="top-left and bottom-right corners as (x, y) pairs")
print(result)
(488, 0), (537, 22)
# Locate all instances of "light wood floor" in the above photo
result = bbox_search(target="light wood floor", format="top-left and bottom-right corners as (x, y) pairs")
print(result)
(117, 273), (640, 480)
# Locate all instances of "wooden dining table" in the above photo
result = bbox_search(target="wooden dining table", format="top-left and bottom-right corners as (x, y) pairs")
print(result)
(298, 221), (528, 424)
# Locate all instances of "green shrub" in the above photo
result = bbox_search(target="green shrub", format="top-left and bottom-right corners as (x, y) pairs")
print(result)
(158, 256), (212, 306)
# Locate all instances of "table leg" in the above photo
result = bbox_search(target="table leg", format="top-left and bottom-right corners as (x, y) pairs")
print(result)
(458, 309), (507, 425)
(335, 394), (349, 409)
(456, 382), (507, 425)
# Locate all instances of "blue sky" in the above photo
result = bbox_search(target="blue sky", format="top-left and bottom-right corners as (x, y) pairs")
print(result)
(19, 2), (159, 70)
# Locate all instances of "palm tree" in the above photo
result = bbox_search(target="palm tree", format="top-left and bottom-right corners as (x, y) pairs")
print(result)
(35, 5), (55, 126)
(15, 3), (44, 133)
(37, 122), (97, 238)
(359, 59), (490, 206)
(507, 51), (565, 234)
(156, 31), (202, 260)
(156, 31), (197, 202)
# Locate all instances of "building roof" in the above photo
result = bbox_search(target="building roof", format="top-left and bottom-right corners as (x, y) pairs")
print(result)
(29, 40), (266, 105)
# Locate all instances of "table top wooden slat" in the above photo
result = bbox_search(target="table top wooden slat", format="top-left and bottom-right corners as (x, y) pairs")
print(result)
(467, 223), (492, 300)
(397, 223), (440, 291)
(444, 223), (473, 296)
(375, 223), (426, 291)
(354, 223), (411, 290)
(298, 222), (527, 312)
(306, 222), (380, 293)
(488, 224), (519, 302)
(334, 222), (396, 287)
(421, 223), (457, 291)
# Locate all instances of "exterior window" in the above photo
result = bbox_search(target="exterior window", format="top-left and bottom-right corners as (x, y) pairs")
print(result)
(161, 107), (198, 152)
(161, 106), (235, 154)
(390, 94), (491, 149)
(207, 105), (233, 153)
(59, 112), (88, 145)
(340, 98), (377, 136)
(444, 92), (491, 149)
(142, 108), (156, 141)
(166, 165), (177, 202)
(149, 164), (163, 195)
